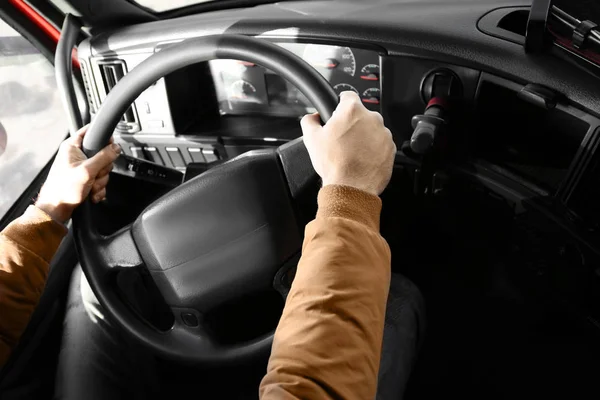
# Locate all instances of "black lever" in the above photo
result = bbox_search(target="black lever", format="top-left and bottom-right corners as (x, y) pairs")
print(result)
(403, 97), (451, 197)
(410, 98), (447, 155)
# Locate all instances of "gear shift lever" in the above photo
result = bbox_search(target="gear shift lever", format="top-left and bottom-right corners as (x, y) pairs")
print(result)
(410, 97), (447, 155)
(402, 69), (462, 196)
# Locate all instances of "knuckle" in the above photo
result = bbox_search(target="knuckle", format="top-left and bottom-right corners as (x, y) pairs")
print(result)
(347, 99), (362, 115)
(340, 91), (360, 105)
(369, 112), (382, 124)
(349, 94), (362, 106)
(79, 166), (93, 181)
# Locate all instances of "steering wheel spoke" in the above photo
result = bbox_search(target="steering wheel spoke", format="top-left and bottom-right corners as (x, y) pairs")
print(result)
(97, 224), (143, 270)
(73, 201), (143, 274)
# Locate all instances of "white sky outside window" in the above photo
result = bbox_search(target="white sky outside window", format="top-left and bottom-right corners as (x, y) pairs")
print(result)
(134, 0), (215, 12)
(0, 19), (68, 217)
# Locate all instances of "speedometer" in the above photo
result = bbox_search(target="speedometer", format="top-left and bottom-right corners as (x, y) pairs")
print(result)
(303, 45), (356, 77)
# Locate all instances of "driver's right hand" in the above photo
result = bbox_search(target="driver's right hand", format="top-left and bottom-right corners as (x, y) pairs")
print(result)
(301, 91), (396, 196)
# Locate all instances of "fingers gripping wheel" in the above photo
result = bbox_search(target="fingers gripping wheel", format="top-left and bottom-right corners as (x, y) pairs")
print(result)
(72, 35), (337, 364)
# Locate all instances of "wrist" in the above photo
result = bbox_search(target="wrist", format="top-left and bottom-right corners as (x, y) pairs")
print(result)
(316, 185), (382, 231)
(322, 179), (379, 196)
(35, 198), (73, 224)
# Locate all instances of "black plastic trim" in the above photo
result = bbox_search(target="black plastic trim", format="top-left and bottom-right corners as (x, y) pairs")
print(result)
(56, 14), (84, 135)
(478, 6), (530, 45)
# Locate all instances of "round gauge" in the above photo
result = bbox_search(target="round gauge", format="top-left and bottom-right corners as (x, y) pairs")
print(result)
(334, 83), (359, 97)
(303, 45), (356, 76)
(228, 80), (259, 103)
(362, 88), (381, 105)
(360, 64), (380, 81)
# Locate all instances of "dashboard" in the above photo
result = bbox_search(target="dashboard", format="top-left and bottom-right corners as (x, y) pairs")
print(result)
(76, 0), (600, 255)
(209, 43), (381, 117)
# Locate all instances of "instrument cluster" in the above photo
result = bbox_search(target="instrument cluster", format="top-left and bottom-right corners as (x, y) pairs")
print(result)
(209, 42), (381, 117)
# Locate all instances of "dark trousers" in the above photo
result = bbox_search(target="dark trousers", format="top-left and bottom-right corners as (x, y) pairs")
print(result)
(54, 268), (425, 400)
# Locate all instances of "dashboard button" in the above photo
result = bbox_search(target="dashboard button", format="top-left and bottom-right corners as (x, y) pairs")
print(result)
(187, 147), (206, 163)
(130, 146), (147, 161)
(143, 146), (164, 165)
(202, 148), (219, 163)
(166, 147), (186, 169)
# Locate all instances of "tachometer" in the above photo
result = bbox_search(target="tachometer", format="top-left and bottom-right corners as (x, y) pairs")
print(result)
(303, 45), (356, 77)
(333, 83), (359, 97)
(228, 80), (260, 103)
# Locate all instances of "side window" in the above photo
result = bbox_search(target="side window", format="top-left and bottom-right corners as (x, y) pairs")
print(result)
(0, 18), (67, 217)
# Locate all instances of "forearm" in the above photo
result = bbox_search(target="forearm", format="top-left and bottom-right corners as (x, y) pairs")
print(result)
(260, 185), (391, 400)
(0, 206), (67, 366)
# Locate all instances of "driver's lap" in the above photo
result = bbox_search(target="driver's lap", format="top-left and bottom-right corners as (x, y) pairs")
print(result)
(53, 267), (424, 400)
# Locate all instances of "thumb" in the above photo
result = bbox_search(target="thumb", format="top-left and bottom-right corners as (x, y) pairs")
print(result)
(84, 143), (121, 176)
(300, 112), (322, 138)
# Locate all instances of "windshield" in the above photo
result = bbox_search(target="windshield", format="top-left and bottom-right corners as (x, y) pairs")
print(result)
(134, 0), (213, 12)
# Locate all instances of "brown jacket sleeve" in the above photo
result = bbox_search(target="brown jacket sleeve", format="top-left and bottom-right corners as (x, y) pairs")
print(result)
(0, 206), (67, 367)
(260, 185), (391, 399)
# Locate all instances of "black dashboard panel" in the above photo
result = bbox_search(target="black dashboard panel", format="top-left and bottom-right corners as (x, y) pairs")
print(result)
(75, 0), (600, 249)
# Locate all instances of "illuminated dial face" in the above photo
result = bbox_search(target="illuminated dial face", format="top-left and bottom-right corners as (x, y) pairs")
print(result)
(333, 83), (359, 97)
(360, 64), (380, 82)
(362, 87), (381, 105)
(228, 80), (259, 103)
(303, 45), (357, 77)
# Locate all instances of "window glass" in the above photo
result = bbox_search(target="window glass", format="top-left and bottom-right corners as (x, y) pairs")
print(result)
(0, 18), (67, 217)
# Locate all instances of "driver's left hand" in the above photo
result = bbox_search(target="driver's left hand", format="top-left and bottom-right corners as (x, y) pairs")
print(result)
(35, 125), (121, 224)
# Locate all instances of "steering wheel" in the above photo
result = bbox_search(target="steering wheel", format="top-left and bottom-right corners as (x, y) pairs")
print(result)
(73, 35), (338, 365)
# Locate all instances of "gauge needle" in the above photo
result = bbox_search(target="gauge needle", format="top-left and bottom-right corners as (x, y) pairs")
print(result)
(360, 75), (379, 81)
(362, 98), (380, 104)
(311, 60), (339, 69)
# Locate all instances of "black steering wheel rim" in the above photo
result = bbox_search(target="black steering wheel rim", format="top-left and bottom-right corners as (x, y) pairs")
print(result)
(73, 34), (337, 365)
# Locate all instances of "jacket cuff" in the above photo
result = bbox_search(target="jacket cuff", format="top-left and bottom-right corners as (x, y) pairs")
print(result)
(316, 185), (382, 231)
(2, 206), (68, 263)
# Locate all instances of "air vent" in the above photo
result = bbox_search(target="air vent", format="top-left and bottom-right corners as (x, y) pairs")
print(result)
(79, 61), (97, 114)
(98, 59), (140, 133)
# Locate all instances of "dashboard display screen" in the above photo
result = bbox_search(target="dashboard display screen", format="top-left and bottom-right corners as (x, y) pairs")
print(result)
(209, 42), (381, 118)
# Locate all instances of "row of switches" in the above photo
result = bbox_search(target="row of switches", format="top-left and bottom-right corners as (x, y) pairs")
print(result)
(130, 146), (219, 169)
(188, 147), (219, 163)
